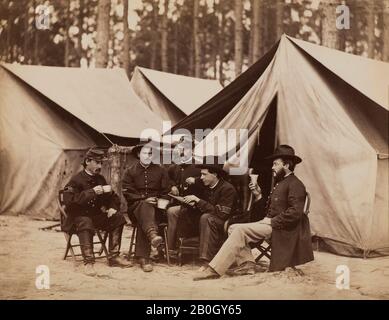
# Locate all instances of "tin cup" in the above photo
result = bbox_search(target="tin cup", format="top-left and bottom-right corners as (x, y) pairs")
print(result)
(157, 198), (170, 210)
(102, 185), (112, 193)
(249, 174), (259, 185)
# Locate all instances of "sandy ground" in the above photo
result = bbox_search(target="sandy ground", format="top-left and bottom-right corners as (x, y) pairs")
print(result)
(0, 215), (388, 300)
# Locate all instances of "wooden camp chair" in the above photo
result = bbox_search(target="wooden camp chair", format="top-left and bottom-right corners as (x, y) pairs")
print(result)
(57, 190), (109, 262)
(127, 213), (171, 266)
(251, 192), (311, 263)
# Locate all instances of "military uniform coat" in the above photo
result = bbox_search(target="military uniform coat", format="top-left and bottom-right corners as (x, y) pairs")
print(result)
(167, 163), (203, 197)
(266, 173), (314, 271)
(62, 170), (122, 232)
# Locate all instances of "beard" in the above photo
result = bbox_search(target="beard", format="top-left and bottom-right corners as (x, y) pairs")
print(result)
(273, 168), (286, 182)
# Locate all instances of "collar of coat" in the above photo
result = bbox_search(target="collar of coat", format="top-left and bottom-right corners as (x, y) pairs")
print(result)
(136, 161), (157, 170)
(206, 178), (225, 191)
(81, 170), (99, 179)
(275, 172), (295, 186)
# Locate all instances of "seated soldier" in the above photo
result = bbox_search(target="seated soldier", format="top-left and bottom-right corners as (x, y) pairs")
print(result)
(166, 140), (203, 255)
(193, 145), (314, 280)
(122, 143), (171, 272)
(62, 147), (132, 277)
(176, 156), (238, 269)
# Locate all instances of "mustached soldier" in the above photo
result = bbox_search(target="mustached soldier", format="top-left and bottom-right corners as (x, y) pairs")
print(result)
(62, 148), (132, 276)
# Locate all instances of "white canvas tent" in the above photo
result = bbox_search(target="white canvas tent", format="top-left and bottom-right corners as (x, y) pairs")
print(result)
(0, 63), (162, 219)
(171, 35), (389, 257)
(130, 66), (222, 125)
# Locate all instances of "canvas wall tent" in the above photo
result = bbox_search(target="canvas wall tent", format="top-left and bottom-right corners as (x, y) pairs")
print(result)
(130, 66), (222, 126)
(0, 63), (162, 219)
(171, 35), (389, 258)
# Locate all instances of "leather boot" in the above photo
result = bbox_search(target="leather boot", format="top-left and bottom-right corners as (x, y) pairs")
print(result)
(83, 263), (97, 277)
(225, 261), (256, 276)
(78, 230), (95, 264)
(77, 230), (96, 276)
(146, 227), (163, 248)
(138, 257), (153, 272)
(108, 226), (133, 268)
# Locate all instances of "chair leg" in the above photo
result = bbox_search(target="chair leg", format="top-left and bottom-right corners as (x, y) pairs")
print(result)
(163, 226), (170, 266)
(177, 238), (183, 266)
(96, 231), (110, 262)
(63, 233), (71, 260)
(178, 250), (183, 266)
(128, 226), (137, 260)
(98, 231), (108, 256)
(265, 247), (271, 259)
(255, 244), (271, 262)
(63, 233), (76, 262)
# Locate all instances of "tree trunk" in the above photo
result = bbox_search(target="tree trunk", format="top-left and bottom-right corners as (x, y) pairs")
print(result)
(193, 0), (201, 77)
(6, 1), (13, 62)
(248, 0), (254, 66)
(77, 0), (85, 67)
(150, 0), (158, 69)
(234, 0), (243, 76)
(366, 1), (375, 59)
(85, 1), (92, 66)
(64, 0), (71, 67)
(95, 0), (111, 68)
(275, 0), (284, 40)
(383, 0), (389, 62)
(23, 1), (30, 63)
(321, 0), (340, 49)
(33, 0), (39, 64)
(252, 0), (262, 62)
(218, 3), (226, 84)
(161, 0), (169, 71)
(188, 35), (194, 76)
(122, 0), (131, 76)
(173, 21), (178, 74)
(211, 0), (218, 78)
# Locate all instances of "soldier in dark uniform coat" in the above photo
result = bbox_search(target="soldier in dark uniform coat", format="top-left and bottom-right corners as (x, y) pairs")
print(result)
(165, 144), (203, 251)
(178, 157), (238, 267)
(62, 148), (132, 276)
(122, 143), (171, 272)
(194, 145), (314, 281)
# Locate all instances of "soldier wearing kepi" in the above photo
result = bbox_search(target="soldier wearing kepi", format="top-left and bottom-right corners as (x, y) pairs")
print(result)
(62, 147), (132, 276)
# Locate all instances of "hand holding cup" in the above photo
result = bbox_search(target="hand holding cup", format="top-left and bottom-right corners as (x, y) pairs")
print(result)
(93, 185), (104, 195)
(145, 197), (157, 205)
(249, 180), (261, 199)
(170, 186), (179, 196)
(107, 208), (117, 218)
(102, 185), (112, 193)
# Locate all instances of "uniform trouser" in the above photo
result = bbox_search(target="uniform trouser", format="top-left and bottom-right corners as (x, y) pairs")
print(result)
(173, 206), (226, 262)
(209, 221), (272, 275)
(166, 205), (182, 250)
(128, 201), (164, 259)
(74, 213), (126, 264)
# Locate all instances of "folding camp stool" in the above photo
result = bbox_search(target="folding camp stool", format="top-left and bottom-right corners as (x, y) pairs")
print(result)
(251, 192), (311, 263)
(58, 191), (109, 263)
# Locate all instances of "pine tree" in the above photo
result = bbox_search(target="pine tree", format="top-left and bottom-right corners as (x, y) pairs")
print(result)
(95, 0), (111, 67)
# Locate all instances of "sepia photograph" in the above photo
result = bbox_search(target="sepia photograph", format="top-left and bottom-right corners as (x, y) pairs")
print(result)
(0, 0), (388, 306)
